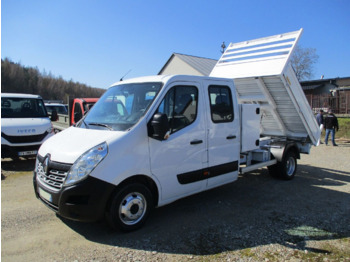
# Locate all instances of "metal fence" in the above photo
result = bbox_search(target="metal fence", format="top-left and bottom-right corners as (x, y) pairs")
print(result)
(305, 93), (350, 114)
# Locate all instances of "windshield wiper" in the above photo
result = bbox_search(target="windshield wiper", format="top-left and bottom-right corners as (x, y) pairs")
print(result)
(88, 122), (113, 130)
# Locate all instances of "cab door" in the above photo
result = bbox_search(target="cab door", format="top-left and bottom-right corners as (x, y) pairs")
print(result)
(148, 81), (208, 204)
(205, 83), (240, 189)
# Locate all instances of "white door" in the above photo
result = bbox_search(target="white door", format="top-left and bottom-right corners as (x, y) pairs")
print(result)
(149, 82), (208, 204)
(205, 83), (240, 188)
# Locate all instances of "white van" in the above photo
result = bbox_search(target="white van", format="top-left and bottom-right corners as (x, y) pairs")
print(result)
(1, 93), (54, 158)
(45, 102), (68, 115)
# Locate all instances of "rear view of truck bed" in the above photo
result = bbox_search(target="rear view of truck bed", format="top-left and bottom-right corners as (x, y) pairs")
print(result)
(210, 29), (320, 145)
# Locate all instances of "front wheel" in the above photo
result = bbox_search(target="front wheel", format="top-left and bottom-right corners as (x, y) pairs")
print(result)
(106, 183), (153, 232)
(268, 151), (297, 180)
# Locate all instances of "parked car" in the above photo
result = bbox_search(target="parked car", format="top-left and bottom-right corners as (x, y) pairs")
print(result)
(45, 103), (68, 115)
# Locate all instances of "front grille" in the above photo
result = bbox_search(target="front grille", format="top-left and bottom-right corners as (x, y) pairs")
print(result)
(36, 156), (72, 192)
(2, 131), (48, 144)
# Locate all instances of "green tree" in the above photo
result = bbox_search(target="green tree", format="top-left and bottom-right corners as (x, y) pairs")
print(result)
(1, 58), (105, 101)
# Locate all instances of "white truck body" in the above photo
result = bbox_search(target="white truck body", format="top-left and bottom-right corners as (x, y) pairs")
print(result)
(1, 93), (54, 158)
(210, 28), (319, 145)
(34, 30), (320, 231)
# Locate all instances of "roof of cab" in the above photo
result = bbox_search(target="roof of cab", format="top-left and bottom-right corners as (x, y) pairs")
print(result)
(1, 93), (43, 99)
(110, 75), (171, 87)
(109, 74), (230, 87)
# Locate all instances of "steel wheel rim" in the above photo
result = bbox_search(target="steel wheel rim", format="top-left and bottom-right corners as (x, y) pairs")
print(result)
(286, 157), (296, 176)
(119, 192), (147, 225)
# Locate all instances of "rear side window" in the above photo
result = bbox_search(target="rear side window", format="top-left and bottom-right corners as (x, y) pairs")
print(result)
(157, 85), (198, 133)
(208, 85), (234, 123)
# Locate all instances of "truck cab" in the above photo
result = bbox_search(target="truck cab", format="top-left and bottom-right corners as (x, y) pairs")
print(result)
(70, 98), (98, 125)
(34, 75), (243, 231)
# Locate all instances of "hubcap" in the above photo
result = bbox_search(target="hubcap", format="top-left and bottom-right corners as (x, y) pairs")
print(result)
(286, 157), (296, 176)
(119, 192), (147, 225)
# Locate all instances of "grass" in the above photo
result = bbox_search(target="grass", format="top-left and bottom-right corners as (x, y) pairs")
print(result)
(337, 118), (350, 139)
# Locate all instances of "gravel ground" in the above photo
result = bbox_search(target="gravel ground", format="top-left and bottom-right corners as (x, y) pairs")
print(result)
(1, 142), (350, 262)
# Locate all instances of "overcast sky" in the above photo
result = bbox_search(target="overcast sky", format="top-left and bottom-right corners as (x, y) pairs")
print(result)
(2, 0), (350, 89)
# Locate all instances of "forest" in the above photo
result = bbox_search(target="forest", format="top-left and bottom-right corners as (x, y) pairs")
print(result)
(1, 58), (105, 103)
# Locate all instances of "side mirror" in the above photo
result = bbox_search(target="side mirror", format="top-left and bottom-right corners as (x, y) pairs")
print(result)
(150, 113), (170, 141)
(51, 110), (58, 121)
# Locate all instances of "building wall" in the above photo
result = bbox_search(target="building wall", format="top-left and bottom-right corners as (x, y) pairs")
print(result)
(159, 56), (203, 76)
(335, 77), (350, 87)
(315, 83), (336, 95)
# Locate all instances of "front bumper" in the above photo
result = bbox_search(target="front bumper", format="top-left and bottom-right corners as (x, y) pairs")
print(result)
(2, 144), (41, 158)
(33, 172), (115, 222)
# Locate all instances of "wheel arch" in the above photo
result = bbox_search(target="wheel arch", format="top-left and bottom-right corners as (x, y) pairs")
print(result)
(107, 174), (159, 209)
(270, 142), (300, 162)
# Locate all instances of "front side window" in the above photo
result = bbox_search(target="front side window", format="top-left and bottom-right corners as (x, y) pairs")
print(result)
(157, 85), (198, 133)
(208, 85), (234, 123)
(82, 82), (162, 131)
(1, 97), (47, 118)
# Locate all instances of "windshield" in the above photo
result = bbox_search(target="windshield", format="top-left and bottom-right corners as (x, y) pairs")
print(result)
(81, 82), (162, 131)
(46, 105), (68, 115)
(1, 97), (48, 118)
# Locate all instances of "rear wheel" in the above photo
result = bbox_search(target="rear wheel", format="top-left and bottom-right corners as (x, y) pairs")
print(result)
(106, 183), (153, 232)
(268, 151), (297, 180)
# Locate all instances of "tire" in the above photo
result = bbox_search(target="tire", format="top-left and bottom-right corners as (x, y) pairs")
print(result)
(106, 183), (153, 232)
(268, 151), (297, 180)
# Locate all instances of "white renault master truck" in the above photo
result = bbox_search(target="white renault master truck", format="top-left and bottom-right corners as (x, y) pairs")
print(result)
(2, 93), (54, 159)
(33, 29), (319, 232)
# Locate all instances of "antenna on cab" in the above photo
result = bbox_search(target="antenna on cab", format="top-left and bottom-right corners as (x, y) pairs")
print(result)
(120, 69), (132, 81)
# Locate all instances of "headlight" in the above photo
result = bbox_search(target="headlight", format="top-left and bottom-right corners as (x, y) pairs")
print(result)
(64, 142), (108, 186)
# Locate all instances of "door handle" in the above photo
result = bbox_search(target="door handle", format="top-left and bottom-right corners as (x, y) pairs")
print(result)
(226, 135), (236, 140)
(190, 140), (203, 145)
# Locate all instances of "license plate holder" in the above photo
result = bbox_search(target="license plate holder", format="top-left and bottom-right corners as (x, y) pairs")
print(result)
(18, 150), (37, 156)
(39, 188), (52, 203)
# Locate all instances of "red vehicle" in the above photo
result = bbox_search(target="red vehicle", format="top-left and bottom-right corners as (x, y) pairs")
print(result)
(69, 98), (98, 125)
(51, 98), (99, 132)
